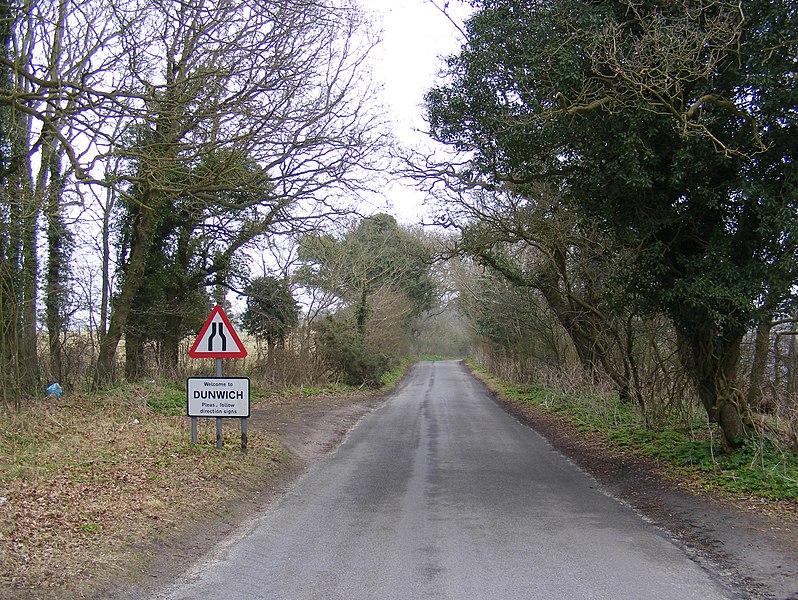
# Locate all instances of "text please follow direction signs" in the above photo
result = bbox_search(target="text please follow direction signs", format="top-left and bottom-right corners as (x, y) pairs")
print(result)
(187, 377), (250, 418)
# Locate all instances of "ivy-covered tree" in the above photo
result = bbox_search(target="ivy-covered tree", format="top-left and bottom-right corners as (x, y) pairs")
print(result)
(0, 0), (77, 395)
(93, 0), (384, 386)
(115, 145), (276, 378)
(314, 316), (388, 387)
(425, 0), (798, 449)
(298, 214), (437, 333)
(0, 0), (20, 396)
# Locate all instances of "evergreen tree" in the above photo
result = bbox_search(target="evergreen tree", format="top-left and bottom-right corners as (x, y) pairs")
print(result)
(241, 276), (299, 355)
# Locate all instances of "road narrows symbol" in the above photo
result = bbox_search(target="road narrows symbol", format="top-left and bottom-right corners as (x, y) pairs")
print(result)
(188, 306), (247, 358)
(208, 322), (228, 352)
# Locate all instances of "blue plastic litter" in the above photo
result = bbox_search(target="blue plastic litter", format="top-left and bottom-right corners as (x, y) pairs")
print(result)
(45, 383), (62, 397)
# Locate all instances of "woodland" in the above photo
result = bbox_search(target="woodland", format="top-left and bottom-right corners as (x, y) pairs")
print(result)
(0, 0), (797, 459)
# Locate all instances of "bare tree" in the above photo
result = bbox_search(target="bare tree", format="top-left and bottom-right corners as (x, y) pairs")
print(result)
(0, 0), (388, 391)
(85, 0), (387, 385)
(0, 0), (115, 396)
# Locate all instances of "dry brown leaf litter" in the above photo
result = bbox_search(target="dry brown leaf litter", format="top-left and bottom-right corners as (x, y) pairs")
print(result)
(0, 392), (286, 598)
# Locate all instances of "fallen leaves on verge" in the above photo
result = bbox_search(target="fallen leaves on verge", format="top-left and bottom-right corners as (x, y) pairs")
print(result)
(0, 393), (286, 598)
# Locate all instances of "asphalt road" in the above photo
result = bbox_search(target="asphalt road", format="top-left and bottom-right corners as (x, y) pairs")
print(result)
(160, 360), (738, 600)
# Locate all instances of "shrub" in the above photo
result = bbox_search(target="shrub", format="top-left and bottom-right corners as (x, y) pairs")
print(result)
(314, 317), (388, 387)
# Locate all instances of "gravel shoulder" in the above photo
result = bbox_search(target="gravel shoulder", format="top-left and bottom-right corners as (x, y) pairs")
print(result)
(99, 391), (389, 600)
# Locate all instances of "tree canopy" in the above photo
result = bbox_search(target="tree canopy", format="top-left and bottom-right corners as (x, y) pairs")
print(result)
(298, 214), (438, 333)
(0, 0), (389, 393)
(425, 0), (798, 448)
(297, 214), (439, 384)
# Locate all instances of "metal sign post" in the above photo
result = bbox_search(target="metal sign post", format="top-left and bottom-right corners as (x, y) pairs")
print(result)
(215, 358), (223, 449)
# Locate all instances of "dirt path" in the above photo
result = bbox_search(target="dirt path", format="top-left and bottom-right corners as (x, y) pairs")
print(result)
(250, 393), (388, 463)
(108, 374), (797, 600)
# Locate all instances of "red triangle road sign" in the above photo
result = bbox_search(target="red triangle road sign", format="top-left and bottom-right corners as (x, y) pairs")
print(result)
(188, 306), (248, 358)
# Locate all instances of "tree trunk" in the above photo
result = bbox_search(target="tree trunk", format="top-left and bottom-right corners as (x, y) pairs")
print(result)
(94, 203), (156, 387)
(19, 202), (38, 392)
(678, 324), (747, 450)
(159, 310), (181, 374)
(0, 253), (20, 403)
(786, 332), (798, 398)
(15, 119), (38, 395)
(99, 183), (115, 338)
(0, 4), (39, 398)
(45, 149), (68, 385)
(355, 284), (369, 338)
(42, 0), (68, 387)
(535, 257), (633, 402)
(124, 329), (144, 381)
(746, 319), (772, 412)
(45, 213), (65, 384)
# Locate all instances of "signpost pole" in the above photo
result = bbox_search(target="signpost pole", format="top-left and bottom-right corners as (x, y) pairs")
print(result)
(191, 417), (198, 444)
(215, 358), (223, 449)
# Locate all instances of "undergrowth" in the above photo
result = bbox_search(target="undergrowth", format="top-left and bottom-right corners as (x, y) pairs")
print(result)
(470, 362), (798, 502)
(131, 355), (433, 416)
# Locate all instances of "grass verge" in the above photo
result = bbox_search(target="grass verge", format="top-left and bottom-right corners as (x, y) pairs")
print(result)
(0, 381), (287, 599)
(0, 361), (420, 599)
(469, 361), (798, 505)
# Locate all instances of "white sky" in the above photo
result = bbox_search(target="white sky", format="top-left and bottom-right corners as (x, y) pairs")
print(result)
(362, 0), (471, 224)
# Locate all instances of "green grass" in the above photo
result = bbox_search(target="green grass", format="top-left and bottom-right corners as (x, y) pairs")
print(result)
(128, 363), (419, 417)
(474, 363), (798, 502)
(0, 387), (290, 594)
(94, 379), (188, 416)
(276, 382), (363, 399)
(144, 381), (186, 415)
(379, 357), (417, 388)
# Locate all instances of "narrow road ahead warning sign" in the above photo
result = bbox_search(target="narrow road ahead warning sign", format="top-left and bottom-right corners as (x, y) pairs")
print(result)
(188, 306), (248, 358)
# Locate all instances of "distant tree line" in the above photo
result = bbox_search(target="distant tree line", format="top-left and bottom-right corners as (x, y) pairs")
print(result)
(294, 214), (438, 385)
